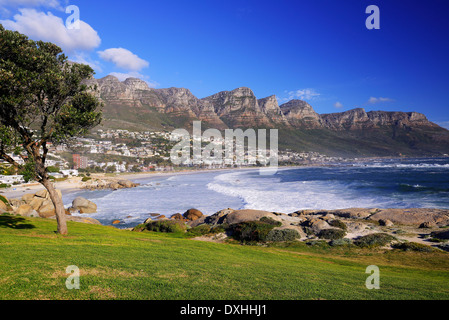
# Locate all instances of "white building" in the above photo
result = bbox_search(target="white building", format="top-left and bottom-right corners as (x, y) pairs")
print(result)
(0, 175), (25, 185)
(60, 169), (79, 177)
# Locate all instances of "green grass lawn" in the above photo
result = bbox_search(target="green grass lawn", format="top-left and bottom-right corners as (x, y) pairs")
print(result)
(0, 215), (448, 300)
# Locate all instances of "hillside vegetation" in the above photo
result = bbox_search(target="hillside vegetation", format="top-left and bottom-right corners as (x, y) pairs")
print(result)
(0, 215), (448, 300)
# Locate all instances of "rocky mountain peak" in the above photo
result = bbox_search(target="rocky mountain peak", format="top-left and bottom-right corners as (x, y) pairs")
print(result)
(279, 99), (322, 128)
(123, 78), (150, 91)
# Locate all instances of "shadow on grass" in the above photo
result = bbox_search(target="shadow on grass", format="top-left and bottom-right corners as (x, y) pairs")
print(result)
(0, 215), (36, 230)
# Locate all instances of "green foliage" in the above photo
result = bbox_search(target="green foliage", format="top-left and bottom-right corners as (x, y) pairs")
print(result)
(392, 242), (439, 253)
(134, 220), (187, 234)
(46, 166), (60, 173)
(354, 233), (397, 248)
(0, 215), (448, 300)
(0, 184), (10, 189)
(328, 219), (348, 231)
(266, 229), (301, 242)
(186, 224), (212, 237)
(318, 228), (347, 240)
(260, 216), (282, 227)
(329, 238), (354, 247)
(0, 195), (8, 205)
(0, 25), (102, 182)
(210, 224), (228, 234)
(20, 161), (37, 183)
(230, 220), (277, 243)
(81, 177), (92, 182)
(305, 240), (330, 248)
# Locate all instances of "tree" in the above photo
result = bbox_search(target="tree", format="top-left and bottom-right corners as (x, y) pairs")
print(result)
(0, 25), (103, 235)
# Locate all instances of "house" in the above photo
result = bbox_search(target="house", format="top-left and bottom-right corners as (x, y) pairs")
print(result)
(0, 175), (25, 185)
(60, 169), (79, 177)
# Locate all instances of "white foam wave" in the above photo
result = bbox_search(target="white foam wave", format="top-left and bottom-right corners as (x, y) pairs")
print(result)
(352, 163), (449, 169)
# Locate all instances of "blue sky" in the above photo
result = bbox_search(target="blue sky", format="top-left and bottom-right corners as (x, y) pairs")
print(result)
(1, 0), (448, 128)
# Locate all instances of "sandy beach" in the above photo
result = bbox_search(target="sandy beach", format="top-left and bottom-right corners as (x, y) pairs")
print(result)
(0, 166), (274, 200)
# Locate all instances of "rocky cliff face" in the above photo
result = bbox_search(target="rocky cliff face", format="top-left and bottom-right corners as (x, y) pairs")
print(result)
(87, 75), (440, 131)
(85, 75), (449, 156)
(280, 100), (323, 128)
(321, 108), (436, 130)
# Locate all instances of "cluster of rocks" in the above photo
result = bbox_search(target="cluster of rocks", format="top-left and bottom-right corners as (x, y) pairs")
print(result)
(81, 178), (139, 191)
(0, 193), (102, 225)
(134, 206), (449, 248)
(1, 189), (63, 218)
(68, 197), (98, 214)
(143, 209), (204, 224)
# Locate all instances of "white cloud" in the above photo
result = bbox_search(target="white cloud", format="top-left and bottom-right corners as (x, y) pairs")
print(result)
(334, 101), (344, 109)
(368, 97), (394, 104)
(71, 53), (102, 73)
(286, 88), (321, 101)
(0, 8), (101, 53)
(98, 48), (149, 72)
(0, 0), (64, 10)
(110, 72), (159, 88)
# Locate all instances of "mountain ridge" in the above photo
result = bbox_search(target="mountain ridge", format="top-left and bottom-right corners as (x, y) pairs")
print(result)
(85, 75), (449, 157)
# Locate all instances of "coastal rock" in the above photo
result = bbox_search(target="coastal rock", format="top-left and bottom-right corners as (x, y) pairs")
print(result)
(379, 219), (394, 227)
(35, 189), (49, 198)
(419, 222), (435, 229)
(38, 200), (56, 218)
(0, 199), (7, 211)
(431, 230), (449, 240)
(370, 208), (449, 226)
(16, 204), (36, 217)
(332, 208), (377, 219)
(9, 198), (25, 210)
(171, 213), (185, 220)
(203, 208), (236, 226)
(82, 178), (139, 191)
(183, 209), (203, 221)
(221, 209), (277, 225)
(71, 197), (98, 214)
(29, 197), (45, 211)
(22, 193), (35, 203)
(49, 215), (102, 225)
(118, 180), (138, 188)
(307, 219), (332, 233)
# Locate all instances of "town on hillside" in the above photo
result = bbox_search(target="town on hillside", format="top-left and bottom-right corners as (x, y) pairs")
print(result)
(0, 129), (347, 187)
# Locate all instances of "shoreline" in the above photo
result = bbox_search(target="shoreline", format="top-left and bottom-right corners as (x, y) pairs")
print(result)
(0, 165), (300, 199)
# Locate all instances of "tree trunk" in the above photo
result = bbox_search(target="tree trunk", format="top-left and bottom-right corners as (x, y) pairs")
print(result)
(42, 178), (68, 235)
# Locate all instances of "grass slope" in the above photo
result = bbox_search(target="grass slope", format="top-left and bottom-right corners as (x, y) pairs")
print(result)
(0, 215), (448, 300)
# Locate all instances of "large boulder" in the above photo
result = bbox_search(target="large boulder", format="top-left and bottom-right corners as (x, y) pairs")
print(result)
(16, 204), (38, 217)
(221, 209), (277, 225)
(171, 213), (185, 221)
(332, 208), (377, 219)
(38, 200), (56, 218)
(308, 219), (332, 233)
(0, 198), (8, 211)
(35, 189), (49, 199)
(29, 197), (45, 211)
(71, 197), (97, 214)
(22, 193), (35, 203)
(35, 189), (62, 201)
(370, 208), (449, 226)
(118, 180), (137, 188)
(183, 209), (203, 221)
(49, 215), (102, 225)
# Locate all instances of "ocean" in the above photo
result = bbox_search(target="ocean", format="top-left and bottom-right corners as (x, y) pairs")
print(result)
(62, 157), (449, 228)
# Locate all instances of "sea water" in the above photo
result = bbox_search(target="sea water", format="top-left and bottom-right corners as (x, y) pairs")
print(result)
(62, 157), (449, 228)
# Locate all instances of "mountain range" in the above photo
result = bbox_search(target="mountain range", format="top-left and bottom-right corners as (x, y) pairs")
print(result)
(85, 75), (449, 157)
